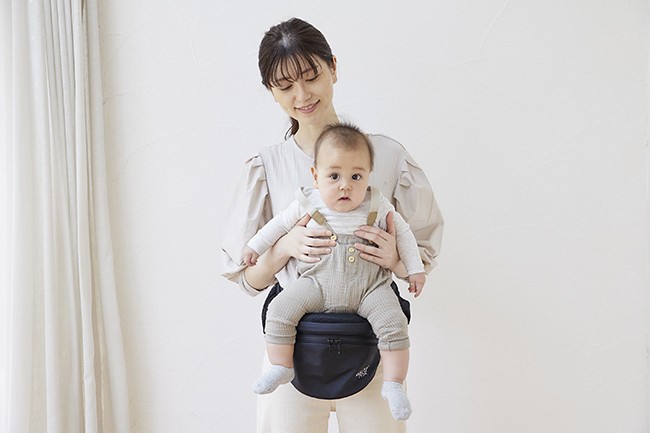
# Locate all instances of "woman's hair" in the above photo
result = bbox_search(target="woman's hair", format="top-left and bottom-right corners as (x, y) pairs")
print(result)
(314, 123), (375, 172)
(258, 18), (335, 137)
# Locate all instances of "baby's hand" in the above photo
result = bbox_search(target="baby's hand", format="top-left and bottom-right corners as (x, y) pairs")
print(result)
(408, 272), (426, 298)
(242, 246), (260, 267)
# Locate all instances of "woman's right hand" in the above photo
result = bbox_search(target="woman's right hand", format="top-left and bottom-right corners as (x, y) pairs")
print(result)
(244, 214), (334, 291)
(275, 214), (335, 263)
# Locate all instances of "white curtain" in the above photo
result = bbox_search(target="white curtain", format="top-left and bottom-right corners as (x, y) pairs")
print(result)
(4, 0), (130, 432)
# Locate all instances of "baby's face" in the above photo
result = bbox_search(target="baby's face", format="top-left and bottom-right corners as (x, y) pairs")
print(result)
(311, 141), (371, 212)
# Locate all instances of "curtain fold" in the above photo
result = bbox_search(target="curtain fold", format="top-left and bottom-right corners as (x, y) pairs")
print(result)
(6, 0), (130, 431)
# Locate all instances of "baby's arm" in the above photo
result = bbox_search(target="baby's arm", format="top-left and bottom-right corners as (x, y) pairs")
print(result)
(407, 272), (426, 297)
(244, 199), (304, 265)
(242, 245), (260, 267)
(390, 209), (427, 296)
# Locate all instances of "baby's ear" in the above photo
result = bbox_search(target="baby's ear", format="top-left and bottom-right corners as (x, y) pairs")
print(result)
(311, 166), (319, 189)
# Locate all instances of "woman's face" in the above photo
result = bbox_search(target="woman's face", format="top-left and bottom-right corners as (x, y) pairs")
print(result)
(269, 56), (338, 130)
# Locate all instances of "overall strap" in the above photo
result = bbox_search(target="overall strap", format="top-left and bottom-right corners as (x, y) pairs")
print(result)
(295, 188), (337, 240)
(366, 186), (380, 226)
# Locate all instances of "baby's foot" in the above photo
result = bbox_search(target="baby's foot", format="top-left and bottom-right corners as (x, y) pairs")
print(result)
(381, 381), (412, 420)
(252, 365), (295, 394)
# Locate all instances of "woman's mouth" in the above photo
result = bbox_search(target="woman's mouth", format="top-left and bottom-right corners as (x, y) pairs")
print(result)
(296, 101), (319, 114)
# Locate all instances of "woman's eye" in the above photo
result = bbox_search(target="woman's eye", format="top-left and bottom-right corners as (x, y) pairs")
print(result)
(306, 74), (320, 82)
(329, 173), (339, 180)
(279, 85), (292, 91)
(352, 174), (361, 180)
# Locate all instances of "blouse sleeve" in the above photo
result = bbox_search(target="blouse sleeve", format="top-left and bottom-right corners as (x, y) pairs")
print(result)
(394, 152), (444, 275)
(220, 154), (273, 296)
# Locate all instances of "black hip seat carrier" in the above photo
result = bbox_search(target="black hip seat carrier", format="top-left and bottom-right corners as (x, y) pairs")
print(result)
(261, 281), (410, 400)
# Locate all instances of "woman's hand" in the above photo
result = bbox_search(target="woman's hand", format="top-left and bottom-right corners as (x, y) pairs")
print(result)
(353, 211), (405, 276)
(275, 214), (335, 263)
(244, 214), (334, 290)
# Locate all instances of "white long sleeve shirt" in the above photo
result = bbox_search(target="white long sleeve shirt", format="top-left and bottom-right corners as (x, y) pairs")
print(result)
(221, 134), (444, 296)
(247, 187), (425, 277)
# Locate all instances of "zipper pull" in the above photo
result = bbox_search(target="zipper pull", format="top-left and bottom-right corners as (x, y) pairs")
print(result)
(327, 338), (342, 354)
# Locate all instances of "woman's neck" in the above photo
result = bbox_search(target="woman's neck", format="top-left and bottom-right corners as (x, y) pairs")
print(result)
(293, 113), (340, 157)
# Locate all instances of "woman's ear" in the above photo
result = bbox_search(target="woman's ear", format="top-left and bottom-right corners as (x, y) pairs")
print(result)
(331, 55), (338, 84)
(311, 166), (319, 188)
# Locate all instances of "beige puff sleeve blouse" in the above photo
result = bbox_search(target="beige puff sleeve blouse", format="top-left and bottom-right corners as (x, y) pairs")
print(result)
(221, 134), (444, 297)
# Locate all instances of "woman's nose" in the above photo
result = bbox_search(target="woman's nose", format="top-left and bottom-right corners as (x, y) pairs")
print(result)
(295, 82), (310, 102)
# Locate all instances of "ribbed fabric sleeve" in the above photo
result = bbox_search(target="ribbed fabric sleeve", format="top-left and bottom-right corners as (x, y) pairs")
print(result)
(391, 210), (426, 276)
(247, 200), (303, 256)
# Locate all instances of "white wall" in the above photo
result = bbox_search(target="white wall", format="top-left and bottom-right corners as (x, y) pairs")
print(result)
(97, 1), (649, 432)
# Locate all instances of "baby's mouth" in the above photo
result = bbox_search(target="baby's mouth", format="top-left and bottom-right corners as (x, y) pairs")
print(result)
(339, 196), (351, 201)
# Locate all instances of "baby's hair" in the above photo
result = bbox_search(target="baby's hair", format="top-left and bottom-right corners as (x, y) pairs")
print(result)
(314, 123), (375, 171)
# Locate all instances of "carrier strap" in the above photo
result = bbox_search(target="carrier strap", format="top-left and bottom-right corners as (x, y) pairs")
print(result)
(295, 188), (336, 236)
(367, 186), (380, 226)
(294, 187), (381, 236)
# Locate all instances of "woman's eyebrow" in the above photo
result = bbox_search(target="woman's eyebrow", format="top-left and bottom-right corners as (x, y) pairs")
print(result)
(274, 77), (291, 86)
(274, 66), (320, 85)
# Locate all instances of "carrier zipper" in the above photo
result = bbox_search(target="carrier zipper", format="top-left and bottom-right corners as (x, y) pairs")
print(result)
(296, 336), (378, 347)
(327, 338), (341, 354)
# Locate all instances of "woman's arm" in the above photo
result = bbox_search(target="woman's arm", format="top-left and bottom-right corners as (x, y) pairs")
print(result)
(243, 240), (293, 290)
(244, 214), (335, 290)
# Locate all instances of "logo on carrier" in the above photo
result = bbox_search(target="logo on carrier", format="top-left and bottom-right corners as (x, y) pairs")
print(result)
(356, 365), (370, 379)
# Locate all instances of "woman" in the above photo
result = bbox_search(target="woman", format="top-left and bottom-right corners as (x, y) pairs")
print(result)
(222, 17), (443, 433)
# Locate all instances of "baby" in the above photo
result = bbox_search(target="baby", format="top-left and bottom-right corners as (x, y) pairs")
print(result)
(242, 123), (425, 420)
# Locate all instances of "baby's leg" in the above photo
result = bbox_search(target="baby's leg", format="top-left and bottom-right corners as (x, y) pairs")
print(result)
(358, 286), (412, 420)
(379, 348), (410, 383)
(357, 285), (410, 362)
(253, 278), (324, 395)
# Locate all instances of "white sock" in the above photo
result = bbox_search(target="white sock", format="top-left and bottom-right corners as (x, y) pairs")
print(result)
(381, 381), (412, 420)
(252, 365), (295, 395)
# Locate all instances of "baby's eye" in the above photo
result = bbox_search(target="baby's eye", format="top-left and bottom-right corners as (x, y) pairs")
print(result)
(329, 173), (340, 180)
(352, 174), (361, 180)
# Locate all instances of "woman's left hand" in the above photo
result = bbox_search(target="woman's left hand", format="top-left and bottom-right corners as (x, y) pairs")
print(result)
(354, 211), (403, 274)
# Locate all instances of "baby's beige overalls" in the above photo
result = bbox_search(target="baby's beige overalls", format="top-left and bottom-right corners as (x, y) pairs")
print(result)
(265, 187), (410, 351)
